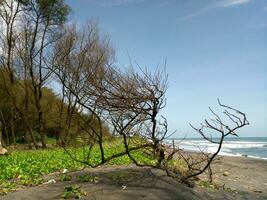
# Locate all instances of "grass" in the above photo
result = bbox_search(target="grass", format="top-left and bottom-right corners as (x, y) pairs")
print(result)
(198, 180), (216, 190)
(0, 138), (156, 194)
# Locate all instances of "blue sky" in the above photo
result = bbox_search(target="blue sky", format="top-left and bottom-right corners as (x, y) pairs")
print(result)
(66, 0), (267, 137)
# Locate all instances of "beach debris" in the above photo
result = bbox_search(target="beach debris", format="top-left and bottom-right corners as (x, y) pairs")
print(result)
(248, 186), (262, 193)
(253, 190), (262, 193)
(94, 177), (99, 183)
(223, 171), (230, 176)
(44, 179), (56, 184)
(0, 147), (8, 156)
(122, 185), (127, 190)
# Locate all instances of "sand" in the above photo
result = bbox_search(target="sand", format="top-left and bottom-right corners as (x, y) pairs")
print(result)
(209, 156), (267, 194)
(1, 156), (266, 200)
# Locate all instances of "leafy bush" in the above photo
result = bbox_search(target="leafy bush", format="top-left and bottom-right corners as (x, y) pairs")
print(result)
(78, 174), (98, 183)
(63, 185), (86, 199)
(59, 174), (72, 182)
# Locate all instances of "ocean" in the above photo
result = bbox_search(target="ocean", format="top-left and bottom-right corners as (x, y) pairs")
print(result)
(165, 137), (267, 160)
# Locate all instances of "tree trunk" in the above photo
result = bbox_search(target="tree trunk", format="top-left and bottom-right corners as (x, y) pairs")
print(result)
(38, 89), (46, 149)
(0, 111), (9, 146)
(11, 109), (16, 144)
(0, 124), (3, 149)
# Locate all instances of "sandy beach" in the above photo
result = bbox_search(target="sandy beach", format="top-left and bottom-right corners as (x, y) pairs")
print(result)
(207, 156), (267, 196)
(1, 156), (266, 200)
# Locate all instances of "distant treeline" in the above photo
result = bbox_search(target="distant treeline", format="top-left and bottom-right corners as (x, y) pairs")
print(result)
(0, 72), (109, 147)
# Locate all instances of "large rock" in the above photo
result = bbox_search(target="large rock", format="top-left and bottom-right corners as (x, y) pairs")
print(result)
(0, 147), (8, 155)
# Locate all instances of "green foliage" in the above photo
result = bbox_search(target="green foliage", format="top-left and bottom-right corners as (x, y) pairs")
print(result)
(36, 0), (71, 25)
(0, 182), (16, 195)
(106, 171), (140, 185)
(0, 149), (81, 182)
(198, 180), (218, 190)
(165, 159), (187, 171)
(59, 174), (72, 182)
(16, 0), (71, 25)
(78, 174), (98, 183)
(198, 180), (230, 191)
(0, 139), (154, 193)
(19, 175), (43, 186)
(0, 68), (107, 146)
(62, 185), (86, 199)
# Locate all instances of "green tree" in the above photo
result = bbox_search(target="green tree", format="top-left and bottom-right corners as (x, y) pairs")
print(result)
(0, 0), (71, 148)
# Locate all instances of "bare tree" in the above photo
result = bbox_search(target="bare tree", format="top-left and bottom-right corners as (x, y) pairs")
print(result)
(51, 22), (158, 167)
(0, 0), (22, 83)
(52, 23), (249, 185)
(167, 99), (249, 185)
(48, 17), (250, 187)
(98, 65), (171, 167)
(14, 0), (70, 148)
(51, 22), (113, 146)
(0, 0), (36, 148)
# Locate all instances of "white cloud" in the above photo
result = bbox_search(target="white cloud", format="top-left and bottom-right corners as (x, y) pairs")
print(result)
(178, 6), (212, 21)
(216, 0), (251, 8)
(82, 0), (146, 7)
(178, 0), (252, 21)
(100, 0), (136, 6)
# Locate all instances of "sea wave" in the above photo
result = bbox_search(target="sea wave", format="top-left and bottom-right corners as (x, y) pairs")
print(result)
(173, 140), (267, 149)
(164, 138), (267, 160)
(246, 155), (267, 160)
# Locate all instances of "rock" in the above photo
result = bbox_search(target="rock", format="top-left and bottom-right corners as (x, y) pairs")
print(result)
(0, 148), (8, 155)
(223, 171), (230, 176)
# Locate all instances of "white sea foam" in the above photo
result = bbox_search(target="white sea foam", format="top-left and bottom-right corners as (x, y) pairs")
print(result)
(174, 140), (267, 149)
(164, 138), (267, 159)
(246, 155), (267, 160)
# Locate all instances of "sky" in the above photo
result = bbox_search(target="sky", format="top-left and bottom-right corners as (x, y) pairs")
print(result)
(66, 0), (267, 137)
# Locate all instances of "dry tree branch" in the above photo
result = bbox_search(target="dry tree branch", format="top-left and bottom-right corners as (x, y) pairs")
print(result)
(181, 99), (249, 182)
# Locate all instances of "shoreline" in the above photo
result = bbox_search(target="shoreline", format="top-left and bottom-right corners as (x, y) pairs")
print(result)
(182, 149), (267, 160)
(165, 137), (267, 161)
